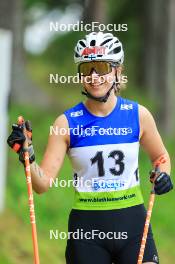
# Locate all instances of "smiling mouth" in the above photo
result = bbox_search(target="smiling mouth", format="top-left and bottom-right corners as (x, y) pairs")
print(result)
(90, 85), (102, 90)
(90, 83), (103, 86)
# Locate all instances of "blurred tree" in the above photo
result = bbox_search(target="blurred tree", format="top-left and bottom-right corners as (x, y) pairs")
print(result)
(108, 0), (175, 135)
(10, 0), (26, 104)
(5, 0), (174, 133)
(140, 0), (175, 134)
(9, 0), (86, 107)
(82, 0), (107, 24)
(25, 0), (83, 10)
(5, 0), (53, 107)
(0, 0), (13, 30)
(107, 0), (143, 84)
(165, 0), (175, 134)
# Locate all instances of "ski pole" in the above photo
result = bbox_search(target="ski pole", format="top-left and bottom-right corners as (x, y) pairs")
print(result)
(13, 116), (40, 264)
(137, 156), (166, 264)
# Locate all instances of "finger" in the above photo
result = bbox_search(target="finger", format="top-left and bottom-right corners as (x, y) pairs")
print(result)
(155, 182), (172, 195)
(12, 124), (23, 131)
(25, 120), (32, 132)
(154, 173), (165, 183)
(155, 177), (169, 189)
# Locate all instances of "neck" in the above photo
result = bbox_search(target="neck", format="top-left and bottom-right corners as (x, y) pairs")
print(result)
(84, 93), (117, 117)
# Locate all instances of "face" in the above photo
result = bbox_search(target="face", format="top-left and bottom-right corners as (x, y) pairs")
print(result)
(79, 62), (121, 98)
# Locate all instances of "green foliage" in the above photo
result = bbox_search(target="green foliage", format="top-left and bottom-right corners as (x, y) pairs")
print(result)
(42, 31), (84, 71)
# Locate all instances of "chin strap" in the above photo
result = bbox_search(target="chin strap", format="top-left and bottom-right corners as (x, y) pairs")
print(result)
(81, 82), (116, 103)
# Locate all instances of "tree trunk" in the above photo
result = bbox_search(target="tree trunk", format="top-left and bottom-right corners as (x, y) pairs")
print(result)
(0, 0), (13, 30)
(10, 0), (51, 107)
(82, 0), (107, 25)
(165, 0), (175, 134)
(139, 0), (160, 97)
(155, 0), (170, 131)
(140, 0), (174, 135)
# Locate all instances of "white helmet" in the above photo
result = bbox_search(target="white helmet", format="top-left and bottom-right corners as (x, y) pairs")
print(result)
(74, 32), (124, 64)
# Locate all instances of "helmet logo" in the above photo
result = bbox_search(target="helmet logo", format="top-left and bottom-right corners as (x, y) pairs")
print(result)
(82, 46), (106, 56)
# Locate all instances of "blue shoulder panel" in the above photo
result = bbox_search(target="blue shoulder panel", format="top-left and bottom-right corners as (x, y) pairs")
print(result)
(64, 97), (140, 148)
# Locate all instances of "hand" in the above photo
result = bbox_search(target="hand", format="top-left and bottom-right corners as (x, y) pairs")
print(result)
(7, 120), (35, 164)
(154, 172), (173, 195)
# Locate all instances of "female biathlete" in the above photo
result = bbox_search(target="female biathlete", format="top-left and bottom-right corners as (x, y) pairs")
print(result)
(8, 32), (173, 264)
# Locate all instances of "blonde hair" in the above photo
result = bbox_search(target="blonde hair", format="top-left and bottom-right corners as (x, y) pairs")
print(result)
(114, 65), (126, 94)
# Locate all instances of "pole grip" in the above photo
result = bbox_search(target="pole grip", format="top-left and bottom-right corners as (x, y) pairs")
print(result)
(12, 116), (25, 152)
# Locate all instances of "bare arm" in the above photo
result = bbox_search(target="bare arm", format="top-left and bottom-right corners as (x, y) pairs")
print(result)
(30, 114), (69, 194)
(139, 105), (171, 174)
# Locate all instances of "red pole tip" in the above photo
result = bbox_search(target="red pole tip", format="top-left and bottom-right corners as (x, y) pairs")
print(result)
(18, 116), (24, 125)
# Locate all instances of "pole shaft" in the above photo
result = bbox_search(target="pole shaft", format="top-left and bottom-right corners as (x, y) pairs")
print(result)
(18, 116), (40, 264)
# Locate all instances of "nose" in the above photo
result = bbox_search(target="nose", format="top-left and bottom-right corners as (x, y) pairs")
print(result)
(90, 69), (98, 76)
(90, 70), (101, 84)
(89, 69), (99, 83)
